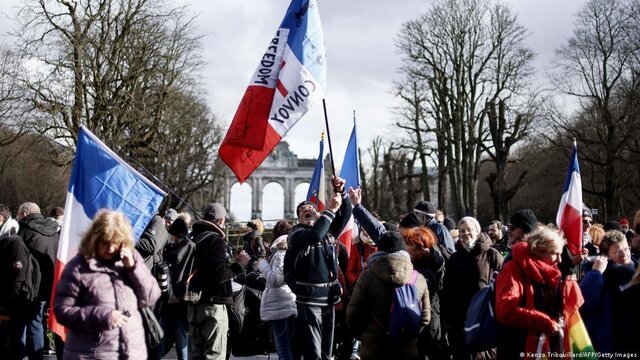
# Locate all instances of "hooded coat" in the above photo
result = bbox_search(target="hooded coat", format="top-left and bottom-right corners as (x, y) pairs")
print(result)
(190, 219), (244, 305)
(495, 241), (583, 360)
(441, 233), (502, 360)
(18, 213), (59, 301)
(257, 235), (297, 321)
(54, 249), (161, 359)
(346, 253), (430, 360)
(441, 233), (503, 330)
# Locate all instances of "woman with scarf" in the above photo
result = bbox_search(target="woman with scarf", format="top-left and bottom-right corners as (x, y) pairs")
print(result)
(495, 226), (583, 360)
(442, 216), (503, 360)
(580, 230), (635, 354)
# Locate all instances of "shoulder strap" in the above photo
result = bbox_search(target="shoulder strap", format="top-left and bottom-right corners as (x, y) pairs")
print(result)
(408, 270), (418, 285)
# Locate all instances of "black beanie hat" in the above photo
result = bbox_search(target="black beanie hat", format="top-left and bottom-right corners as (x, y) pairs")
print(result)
(443, 217), (456, 231)
(296, 201), (317, 217)
(168, 218), (189, 237)
(603, 221), (622, 232)
(414, 201), (437, 218)
(382, 222), (398, 232)
(399, 212), (427, 228)
(509, 209), (537, 234)
(379, 231), (407, 253)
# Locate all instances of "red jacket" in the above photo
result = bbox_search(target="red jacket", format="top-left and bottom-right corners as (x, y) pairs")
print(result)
(346, 241), (378, 287)
(495, 242), (583, 359)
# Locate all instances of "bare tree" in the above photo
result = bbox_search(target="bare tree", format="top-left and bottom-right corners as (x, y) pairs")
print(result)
(396, 0), (536, 218)
(549, 0), (640, 219)
(0, 47), (29, 146)
(12, 0), (225, 204)
(482, 97), (539, 221)
(393, 77), (433, 203)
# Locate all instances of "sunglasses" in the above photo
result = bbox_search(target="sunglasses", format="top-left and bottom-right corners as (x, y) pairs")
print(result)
(583, 220), (592, 225)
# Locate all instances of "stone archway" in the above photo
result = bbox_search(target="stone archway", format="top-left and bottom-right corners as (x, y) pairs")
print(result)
(224, 142), (316, 219)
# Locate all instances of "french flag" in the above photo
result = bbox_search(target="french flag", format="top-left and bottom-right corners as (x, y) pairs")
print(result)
(306, 136), (326, 211)
(338, 117), (361, 257)
(556, 142), (583, 256)
(49, 127), (166, 339)
(219, 0), (326, 183)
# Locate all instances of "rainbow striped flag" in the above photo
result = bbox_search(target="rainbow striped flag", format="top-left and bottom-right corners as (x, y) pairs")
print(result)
(565, 309), (597, 359)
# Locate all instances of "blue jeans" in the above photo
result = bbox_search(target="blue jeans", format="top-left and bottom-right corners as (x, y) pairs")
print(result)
(271, 316), (295, 360)
(158, 304), (189, 360)
(292, 304), (335, 360)
(25, 301), (45, 360)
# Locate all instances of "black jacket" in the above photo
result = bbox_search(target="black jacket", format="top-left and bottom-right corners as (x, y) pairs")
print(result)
(0, 235), (31, 314)
(284, 195), (352, 307)
(441, 234), (503, 330)
(191, 220), (244, 305)
(18, 214), (59, 301)
(135, 215), (169, 271)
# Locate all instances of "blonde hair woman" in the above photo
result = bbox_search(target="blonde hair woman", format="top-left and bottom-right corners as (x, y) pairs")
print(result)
(495, 227), (583, 360)
(54, 210), (160, 359)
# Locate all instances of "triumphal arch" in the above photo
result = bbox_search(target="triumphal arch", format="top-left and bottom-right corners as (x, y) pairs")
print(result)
(222, 142), (316, 219)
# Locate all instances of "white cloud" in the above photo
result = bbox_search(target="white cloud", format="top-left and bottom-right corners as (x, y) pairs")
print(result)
(0, 0), (587, 220)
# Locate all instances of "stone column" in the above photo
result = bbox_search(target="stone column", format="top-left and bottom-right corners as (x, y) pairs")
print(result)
(284, 177), (294, 218)
(251, 177), (263, 219)
(223, 176), (231, 212)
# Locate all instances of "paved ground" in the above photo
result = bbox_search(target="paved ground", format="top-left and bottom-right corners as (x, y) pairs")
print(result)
(44, 347), (277, 359)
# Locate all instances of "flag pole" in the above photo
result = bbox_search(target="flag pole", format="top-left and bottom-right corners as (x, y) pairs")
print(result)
(322, 98), (337, 177)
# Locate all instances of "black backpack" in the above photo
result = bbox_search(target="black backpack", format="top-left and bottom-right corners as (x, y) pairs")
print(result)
(22, 249), (41, 303)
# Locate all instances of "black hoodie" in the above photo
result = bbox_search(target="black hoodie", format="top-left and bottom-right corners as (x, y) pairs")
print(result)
(18, 213), (59, 301)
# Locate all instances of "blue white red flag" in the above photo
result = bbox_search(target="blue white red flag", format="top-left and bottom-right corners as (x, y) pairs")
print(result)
(556, 142), (583, 255)
(338, 117), (361, 256)
(307, 136), (326, 211)
(220, 0), (327, 183)
(50, 126), (166, 338)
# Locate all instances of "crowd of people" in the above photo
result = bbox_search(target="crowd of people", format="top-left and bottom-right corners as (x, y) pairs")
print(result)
(2, 178), (640, 360)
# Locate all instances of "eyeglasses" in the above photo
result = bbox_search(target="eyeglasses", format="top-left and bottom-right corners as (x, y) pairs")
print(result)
(582, 220), (592, 225)
(615, 247), (630, 256)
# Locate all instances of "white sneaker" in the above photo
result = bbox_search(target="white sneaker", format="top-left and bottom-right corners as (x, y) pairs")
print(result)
(350, 354), (361, 360)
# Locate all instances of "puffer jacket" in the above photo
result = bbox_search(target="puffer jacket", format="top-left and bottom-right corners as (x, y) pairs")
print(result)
(347, 252), (431, 360)
(54, 249), (161, 360)
(257, 235), (297, 321)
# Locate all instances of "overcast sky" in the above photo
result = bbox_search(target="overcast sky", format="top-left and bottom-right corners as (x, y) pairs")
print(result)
(0, 0), (586, 221)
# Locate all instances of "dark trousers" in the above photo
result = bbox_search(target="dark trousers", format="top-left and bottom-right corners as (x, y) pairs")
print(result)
(292, 303), (335, 360)
(0, 315), (27, 360)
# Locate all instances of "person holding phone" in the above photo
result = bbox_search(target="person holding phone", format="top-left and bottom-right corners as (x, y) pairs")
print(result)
(53, 210), (161, 359)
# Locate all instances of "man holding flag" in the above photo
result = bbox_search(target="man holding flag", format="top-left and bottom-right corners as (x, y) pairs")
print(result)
(285, 175), (351, 360)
